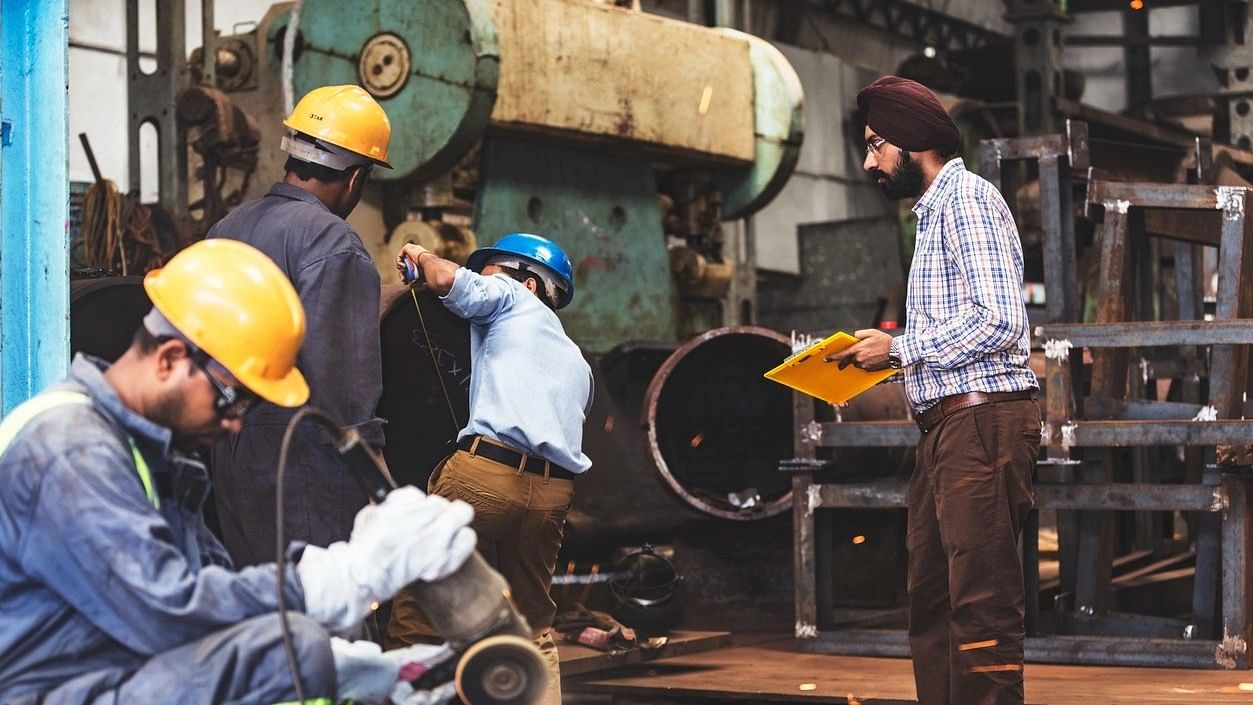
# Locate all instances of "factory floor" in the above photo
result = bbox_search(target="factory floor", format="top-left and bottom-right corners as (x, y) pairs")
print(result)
(561, 633), (1253, 704)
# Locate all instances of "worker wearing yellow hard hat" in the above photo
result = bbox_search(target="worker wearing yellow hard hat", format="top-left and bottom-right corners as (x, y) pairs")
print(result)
(0, 239), (476, 705)
(143, 238), (309, 409)
(206, 85), (395, 568)
(282, 84), (393, 170)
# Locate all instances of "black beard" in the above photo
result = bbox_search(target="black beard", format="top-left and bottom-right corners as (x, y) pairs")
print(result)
(870, 150), (924, 200)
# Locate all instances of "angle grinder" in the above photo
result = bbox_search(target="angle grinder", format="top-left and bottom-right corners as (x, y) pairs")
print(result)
(336, 425), (548, 705)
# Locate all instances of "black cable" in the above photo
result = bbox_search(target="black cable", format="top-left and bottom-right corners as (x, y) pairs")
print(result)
(410, 286), (461, 431)
(275, 405), (353, 704)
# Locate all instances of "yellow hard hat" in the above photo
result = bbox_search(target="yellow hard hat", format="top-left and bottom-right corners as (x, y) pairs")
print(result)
(143, 239), (309, 407)
(283, 85), (393, 168)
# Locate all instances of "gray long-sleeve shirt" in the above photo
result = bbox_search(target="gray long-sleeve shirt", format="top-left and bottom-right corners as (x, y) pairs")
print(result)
(207, 182), (384, 565)
(208, 182), (384, 442)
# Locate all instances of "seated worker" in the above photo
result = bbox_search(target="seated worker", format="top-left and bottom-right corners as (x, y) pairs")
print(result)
(0, 239), (476, 705)
(387, 234), (594, 705)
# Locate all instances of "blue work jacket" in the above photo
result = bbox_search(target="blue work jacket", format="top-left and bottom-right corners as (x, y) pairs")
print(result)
(0, 356), (305, 701)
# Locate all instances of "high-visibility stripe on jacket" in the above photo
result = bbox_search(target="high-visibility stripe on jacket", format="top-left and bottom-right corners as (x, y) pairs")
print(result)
(0, 390), (158, 509)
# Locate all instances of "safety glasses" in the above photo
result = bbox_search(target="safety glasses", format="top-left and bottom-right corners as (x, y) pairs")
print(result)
(189, 349), (257, 419)
(179, 341), (259, 420)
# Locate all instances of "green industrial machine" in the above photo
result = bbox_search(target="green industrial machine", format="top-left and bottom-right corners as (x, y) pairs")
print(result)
(148, 0), (804, 352)
(129, 0), (812, 634)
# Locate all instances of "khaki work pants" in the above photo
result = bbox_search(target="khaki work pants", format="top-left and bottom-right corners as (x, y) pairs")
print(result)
(907, 398), (1041, 705)
(388, 449), (573, 705)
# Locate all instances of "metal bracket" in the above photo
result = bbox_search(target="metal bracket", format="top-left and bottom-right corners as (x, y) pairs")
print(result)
(1042, 338), (1073, 361)
(1104, 198), (1132, 215)
(1216, 186), (1247, 221)
(806, 484), (822, 517)
(1060, 421), (1078, 451)
(1066, 119), (1090, 170)
(1216, 632), (1248, 669)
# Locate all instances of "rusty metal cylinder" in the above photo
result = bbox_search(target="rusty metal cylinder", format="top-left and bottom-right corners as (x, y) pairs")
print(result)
(377, 285), (472, 489)
(643, 326), (795, 521)
(70, 276), (151, 362)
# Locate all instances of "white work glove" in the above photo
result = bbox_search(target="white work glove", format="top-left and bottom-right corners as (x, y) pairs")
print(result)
(330, 637), (458, 705)
(298, 486), (477, 632)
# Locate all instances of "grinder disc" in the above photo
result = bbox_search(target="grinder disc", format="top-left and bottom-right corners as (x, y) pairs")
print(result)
(455, 634), (547, 705)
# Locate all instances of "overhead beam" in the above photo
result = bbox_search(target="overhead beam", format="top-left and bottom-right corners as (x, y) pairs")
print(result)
(818, 0), (1008, 53)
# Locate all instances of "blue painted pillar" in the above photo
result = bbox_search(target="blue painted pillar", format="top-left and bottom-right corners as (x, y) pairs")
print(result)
(0, 0), (69, 413)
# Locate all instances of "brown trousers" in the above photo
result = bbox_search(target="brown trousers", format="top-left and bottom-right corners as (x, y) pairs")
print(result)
(387, 448), (573, 705)
(908, 398), (1040, 705)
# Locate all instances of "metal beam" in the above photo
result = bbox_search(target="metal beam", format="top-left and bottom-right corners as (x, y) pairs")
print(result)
(1123, 7), (1152, 111)
(1066, 34), (1204, 47)
(126, 0), (193, 231)
(1059, 96), (1253, 168)
(0, 0), (69, 413)
(809, 417), (1253, 448)
(1034, 320), (1253, 348)
(1222, 474), (1253, 665)
(816, 420), (920, 447)
(1037, 483), (1225, 512)
(812, 481), (1227, 513)
(981, 122), (1087, 324)
(1006, 0), (1070, 136)
(819, 0), (1007, 53)
(981, 123), (1090, 170)
(797, 629), (1239, 668)
(1068, 0), (1223, 10)
(1063, 420), (1253, 447)
(1087, 179), (1240, 211)
(1144, 209), (1223, 247)
(1082, 396), (1205, 421)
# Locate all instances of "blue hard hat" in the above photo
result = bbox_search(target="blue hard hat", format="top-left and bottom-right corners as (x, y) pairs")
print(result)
(466, 232), (575, 309)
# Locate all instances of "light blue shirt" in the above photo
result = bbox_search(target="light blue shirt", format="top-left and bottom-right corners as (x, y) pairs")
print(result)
(442, 269), (594, 473)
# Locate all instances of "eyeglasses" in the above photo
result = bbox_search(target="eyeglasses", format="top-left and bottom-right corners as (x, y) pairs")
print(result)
(866, 136), (887, 156)
(180, 342), (259, 420)
(186, 347), (258, 420)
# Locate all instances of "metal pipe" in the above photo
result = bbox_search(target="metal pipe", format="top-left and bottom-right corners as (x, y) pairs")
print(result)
(70, 277), (151, 362)
(644, 326), (794, 520)
(377, 285), (472, 490)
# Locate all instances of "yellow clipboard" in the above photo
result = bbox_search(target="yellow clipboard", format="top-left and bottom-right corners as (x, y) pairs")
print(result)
(763, 331), (897, 406)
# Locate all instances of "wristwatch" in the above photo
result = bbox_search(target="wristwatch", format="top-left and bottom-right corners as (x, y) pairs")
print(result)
(886, 337), (903, 370)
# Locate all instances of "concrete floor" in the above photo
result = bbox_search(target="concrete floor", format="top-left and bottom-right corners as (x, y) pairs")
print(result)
(564, 634), (1253, 704)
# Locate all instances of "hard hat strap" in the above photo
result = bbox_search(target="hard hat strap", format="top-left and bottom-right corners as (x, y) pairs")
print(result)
(281, 133), (373, 171)
(486, 256), (568, 306)
(143, 306), (184, 340)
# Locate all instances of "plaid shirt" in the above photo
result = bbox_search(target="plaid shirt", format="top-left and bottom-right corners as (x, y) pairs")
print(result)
(891, 158), (1038, 411)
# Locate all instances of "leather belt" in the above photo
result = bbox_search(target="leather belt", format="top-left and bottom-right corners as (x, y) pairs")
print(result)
(916, 390), (1036, 434)
(456, 435), (578, 481)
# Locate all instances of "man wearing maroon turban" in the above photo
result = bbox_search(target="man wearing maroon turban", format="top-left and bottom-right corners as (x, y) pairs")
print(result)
(830, 76), (1040, 705)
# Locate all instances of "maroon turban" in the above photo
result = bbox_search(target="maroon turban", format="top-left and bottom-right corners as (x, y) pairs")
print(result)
(856, 75), (960, 155)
